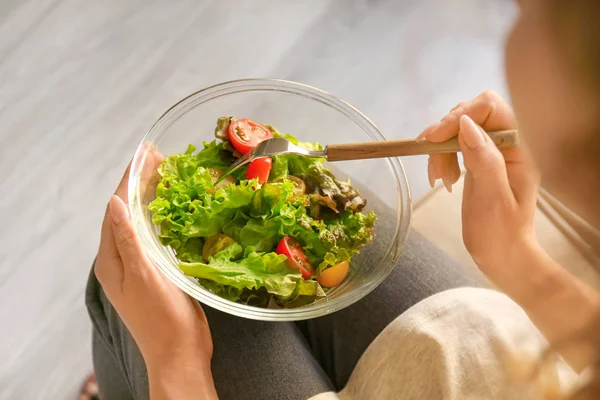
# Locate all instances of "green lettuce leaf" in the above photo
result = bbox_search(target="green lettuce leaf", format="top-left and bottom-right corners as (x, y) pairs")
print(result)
(179, 243), (303, 298)
(149, 119), (377, 307)
(175, 237), (205, 263)
(197, 279), (244, 302)
(276, 279), (326, 308)
(148, 144), (256, 250)
(268, 132), (366, 215)
(270, 132), (324, 181)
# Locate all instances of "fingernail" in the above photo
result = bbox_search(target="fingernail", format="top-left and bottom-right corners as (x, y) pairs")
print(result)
(109, 195), (130, 224)
(427, 158), (437, 188)
(429, 174), (436, 188)
(443, 178), (453, 193)
(416, 132), (428, 143)
(460, 115), (487, 149)
(419, 123), (438, 141)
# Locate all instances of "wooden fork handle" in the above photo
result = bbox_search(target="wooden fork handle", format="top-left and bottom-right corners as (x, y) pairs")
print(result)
(325, 130), (519, 162)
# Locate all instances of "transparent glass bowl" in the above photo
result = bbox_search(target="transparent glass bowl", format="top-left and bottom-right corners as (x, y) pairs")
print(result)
(129, 79), (411, 321)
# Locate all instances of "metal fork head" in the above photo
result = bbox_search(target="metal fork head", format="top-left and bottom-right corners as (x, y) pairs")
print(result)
(215, 138), (326, 184)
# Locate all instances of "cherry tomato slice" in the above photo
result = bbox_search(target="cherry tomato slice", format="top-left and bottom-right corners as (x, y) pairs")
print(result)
(316, 261), (350, 288)
(276, 236), (314, 278)
(246, 157), (272, 184)
(228, 119), (273, 154)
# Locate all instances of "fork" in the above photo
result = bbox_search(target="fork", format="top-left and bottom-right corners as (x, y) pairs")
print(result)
(216, 130), (519, 183)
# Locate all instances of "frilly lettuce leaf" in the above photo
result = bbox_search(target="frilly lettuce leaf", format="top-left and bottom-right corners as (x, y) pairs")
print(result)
(179, 242), (302, 298)
(149, 122), (377, 307)
(269, 132), (324, 182)
(268, 131), (366, 215)
(148, 142), (256, 250)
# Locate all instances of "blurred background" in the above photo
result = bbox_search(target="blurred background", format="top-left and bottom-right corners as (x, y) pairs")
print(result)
(0, 0), (515, 398)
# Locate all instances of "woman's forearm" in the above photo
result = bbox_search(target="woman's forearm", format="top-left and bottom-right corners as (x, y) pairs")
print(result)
(510, 241), (600, 371)
(147, 356), (218, 400)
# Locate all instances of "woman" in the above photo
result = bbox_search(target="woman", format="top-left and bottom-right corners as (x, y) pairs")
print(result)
(85, 0), (600, 398)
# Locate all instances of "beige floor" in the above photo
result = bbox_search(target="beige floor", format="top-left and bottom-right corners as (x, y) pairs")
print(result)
(413, 179), (600, 290)
(0, 1), (515, 398)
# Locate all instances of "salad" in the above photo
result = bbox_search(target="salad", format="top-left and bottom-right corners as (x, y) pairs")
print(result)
(148, 117), (376, 308)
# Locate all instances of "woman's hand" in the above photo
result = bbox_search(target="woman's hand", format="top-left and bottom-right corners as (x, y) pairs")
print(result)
(94, 152), (218, 399)
(421, 91), (600, 370)
(420, 90), (541, 303)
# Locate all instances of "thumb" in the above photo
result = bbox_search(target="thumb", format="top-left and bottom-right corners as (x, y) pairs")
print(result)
(109, 195), (148, 270)
(458, 115), (514, 199)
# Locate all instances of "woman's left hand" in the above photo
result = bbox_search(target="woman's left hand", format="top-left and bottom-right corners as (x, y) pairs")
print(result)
(94, 152), (218, 399)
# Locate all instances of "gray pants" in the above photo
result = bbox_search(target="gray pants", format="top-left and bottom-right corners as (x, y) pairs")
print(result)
(85, 230), (480, 400)
(86, 232), (479, 400)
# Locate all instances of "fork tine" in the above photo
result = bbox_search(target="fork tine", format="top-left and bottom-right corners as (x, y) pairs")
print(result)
(215, 147), (254, 184)
(215, 138), (310, 184)
(230, 152), (250, 171)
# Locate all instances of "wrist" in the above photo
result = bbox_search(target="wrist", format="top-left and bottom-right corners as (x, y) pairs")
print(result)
(504, 238), (600, 321)
(147, 354), (217, 400)
(495, 237), (560, 308)
(146, 348), (212, 377)
(508, 243), (600, 371)
(142, 337), (213, 369)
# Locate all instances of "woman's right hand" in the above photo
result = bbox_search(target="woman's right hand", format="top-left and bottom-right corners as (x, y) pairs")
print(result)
(421, 91), (600, 371)
(420, 91), (542, 304)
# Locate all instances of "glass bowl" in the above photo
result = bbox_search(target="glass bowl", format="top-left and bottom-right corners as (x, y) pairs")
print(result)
(128, 79), (411, 321)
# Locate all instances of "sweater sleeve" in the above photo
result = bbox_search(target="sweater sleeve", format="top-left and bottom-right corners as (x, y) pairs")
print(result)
(310, 288), (577, 400)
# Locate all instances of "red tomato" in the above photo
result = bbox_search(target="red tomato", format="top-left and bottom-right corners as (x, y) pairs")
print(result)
(246, 157), (272, 184)
(276, 236), (314, 278)
(228, 119), (273, 154)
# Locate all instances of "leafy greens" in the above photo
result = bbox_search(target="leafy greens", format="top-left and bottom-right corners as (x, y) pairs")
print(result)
(148, 118), (376, 308)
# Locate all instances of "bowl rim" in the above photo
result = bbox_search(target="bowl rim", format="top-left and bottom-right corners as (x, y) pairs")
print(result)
(129, 78), (412, 321)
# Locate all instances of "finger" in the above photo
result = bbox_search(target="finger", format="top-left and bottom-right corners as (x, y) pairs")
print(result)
(427, 157), (437, 188)
(502, 145), (540, 207)
(109, 195), (150, 274)
(113, 144), (161, 202)
(425, 91), (517, 143)
(449, 101), (468, 113)
(417, 123), (439, 141)
(141, 145), (164, 181)
(114, 161), (132, 203)
(119, 146), (165, 205)
(429, 153), (461, 192)
(151, 147), (164, 167)
(458, 115), (514, 200)
(140, 147), (165, 198)
(439, 152), (461, 192)
(95, 204), (124, 294)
